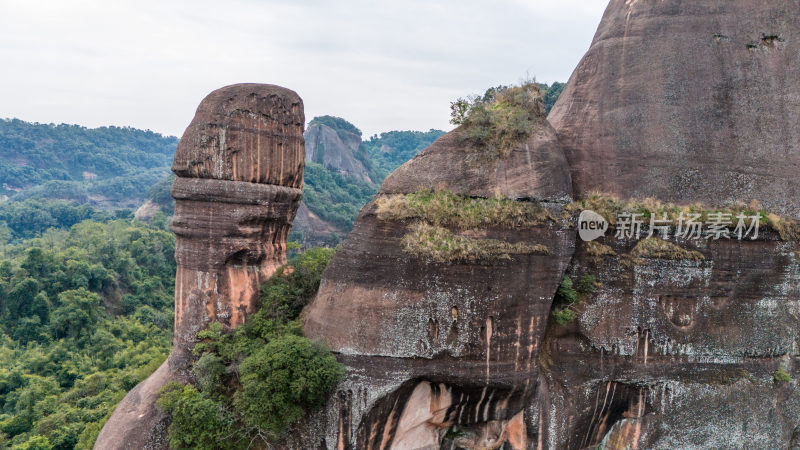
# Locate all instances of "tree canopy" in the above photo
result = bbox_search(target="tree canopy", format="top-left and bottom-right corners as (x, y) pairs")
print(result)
(0, 217), (175, 449)
(0, 119), (176, 205)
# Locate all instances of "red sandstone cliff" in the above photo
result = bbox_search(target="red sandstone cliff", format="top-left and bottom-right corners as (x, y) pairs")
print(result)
(303, 95), (575, 447)
(295, 1), (800, 448)
(549, 0), (800, 218)
(98, 1), (800, 448)
(95, 83), (304, 449)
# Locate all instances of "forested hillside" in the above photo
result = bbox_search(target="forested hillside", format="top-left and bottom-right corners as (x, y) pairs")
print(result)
(0, 83), (564, 246)
(0, 211), (174, 448)
(298, 127), (446, 240)
(0, 119), (177, 208)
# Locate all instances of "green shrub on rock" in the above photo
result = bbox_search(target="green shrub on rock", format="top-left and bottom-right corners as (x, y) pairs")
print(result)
(157, 382), (244, 450)
(774, 368), (792, 383)
(450, 82), (546, 164)
(552, 308), (578, 326)
(555, 276), (578, 305)
(234, 335), (344, 438)
(160, 248), (345, 448)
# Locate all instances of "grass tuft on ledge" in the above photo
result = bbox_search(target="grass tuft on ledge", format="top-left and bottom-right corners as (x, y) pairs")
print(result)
(630, 238), (705, 261)
(566, 192), (799, 240)
(376, 188), (553, 229)
(584, 241), (617, 261)
(401, 222), (548, 263)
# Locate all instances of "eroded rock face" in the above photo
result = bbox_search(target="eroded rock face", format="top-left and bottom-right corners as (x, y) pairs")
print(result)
(172, 84), (304, 187)
(549, 0), (800, 217)
(296, 1), (800, 448)
(535, 231), (800, 449)
(170, 83), (304, 372)
(96, 84), (304, 449)
(381, 123), (571, 201)
(169, 178), (303, 370)
(302, 119), (575, 448)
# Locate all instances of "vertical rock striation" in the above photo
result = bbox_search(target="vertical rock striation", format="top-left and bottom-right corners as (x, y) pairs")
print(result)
(536, 230), (800, 449)
(549, 0), (800, 217)
(95, 83), (304, 449)
(170, 83), (304, 372)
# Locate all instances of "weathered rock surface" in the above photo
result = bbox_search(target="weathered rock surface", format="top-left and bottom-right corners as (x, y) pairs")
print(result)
(101, 0), (800, 447)
(96, 83), (304, 449)
(535, 231), (800, 448)
(549, 0), (800, 217)
(303, 104), (575, 447)
(170, 177), (302, 370)
(94, 361), (170, 450)
(172, 84), (304, 187)
(295, 1), (800, 449)
(381, 123), (571, 202)
(305, 122), (371, 183)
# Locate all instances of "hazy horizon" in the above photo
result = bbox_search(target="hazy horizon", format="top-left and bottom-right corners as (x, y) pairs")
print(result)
(0, 0), (607, 138)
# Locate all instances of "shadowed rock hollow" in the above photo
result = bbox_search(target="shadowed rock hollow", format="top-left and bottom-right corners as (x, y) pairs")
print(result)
(95, 83), (304, 449)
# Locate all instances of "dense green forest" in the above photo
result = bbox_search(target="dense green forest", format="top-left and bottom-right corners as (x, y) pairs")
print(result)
(0, 200), (136, 242)
(0, 119), (176, 206)
(0, 211), (175, 449)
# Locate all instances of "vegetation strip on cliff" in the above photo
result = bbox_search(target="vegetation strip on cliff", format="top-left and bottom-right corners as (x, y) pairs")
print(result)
(566, 192), (800, 241)
(376, 188), (553, 229)
(157, 248), (344, 449)
(401, 222), (548, 263)
(376, 189), (553, 263)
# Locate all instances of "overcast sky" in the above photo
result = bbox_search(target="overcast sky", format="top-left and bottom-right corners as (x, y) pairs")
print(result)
(0, 0), (607, 138)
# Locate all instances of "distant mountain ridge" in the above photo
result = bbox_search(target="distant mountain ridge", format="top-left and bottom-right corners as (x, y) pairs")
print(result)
(0, 83), (565, 245)
(0, 119), (177, 208)
(0, 117), (447, 247)
(305, 116), (372, 182)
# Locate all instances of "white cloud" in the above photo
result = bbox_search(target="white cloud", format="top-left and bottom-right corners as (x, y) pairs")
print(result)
(0, 0), (607, 137)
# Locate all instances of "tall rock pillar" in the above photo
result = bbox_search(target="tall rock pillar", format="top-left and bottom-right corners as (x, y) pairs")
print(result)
(169, 83), (304, 372)
(95, 83), (304, 449)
